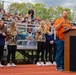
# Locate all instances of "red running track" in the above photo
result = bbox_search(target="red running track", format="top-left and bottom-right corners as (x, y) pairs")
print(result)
(0, 65), (76, 75)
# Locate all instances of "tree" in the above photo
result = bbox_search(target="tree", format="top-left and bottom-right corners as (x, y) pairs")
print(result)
(0, 2), (2, 8)
(8, 3), (19, 14)
(8, 3), (72, 21)
(47, 6), (58, 20)
(34, 3), (45, 18)
(56, 6), (72, 21)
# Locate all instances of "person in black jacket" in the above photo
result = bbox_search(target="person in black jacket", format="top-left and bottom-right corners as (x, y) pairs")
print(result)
(0, 19), (6, 68)
(44, 21), (57, 66)
(28, 7), (34, 20)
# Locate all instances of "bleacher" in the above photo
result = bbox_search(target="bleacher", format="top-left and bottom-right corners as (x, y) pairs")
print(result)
(3, 22), (38, 64)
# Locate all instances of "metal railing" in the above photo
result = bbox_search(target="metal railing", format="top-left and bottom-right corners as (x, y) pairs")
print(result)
(5, 22), (38, 50)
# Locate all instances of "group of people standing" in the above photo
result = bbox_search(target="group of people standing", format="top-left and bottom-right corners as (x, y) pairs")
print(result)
(36, 19), (57, 66)
(0, 20), (18, 67)
(36, 10), (74, 71)
(0, 18), (57, 68)
(0, 9), (75, 72)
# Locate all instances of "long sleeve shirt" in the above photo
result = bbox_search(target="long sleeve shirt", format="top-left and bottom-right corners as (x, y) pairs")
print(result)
(0, 26), (6, 45)
(0, 33), (6, 45)
(7, 29), (18, 45)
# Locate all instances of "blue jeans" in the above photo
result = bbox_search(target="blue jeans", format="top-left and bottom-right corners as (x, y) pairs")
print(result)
(56, 39), (64, 69)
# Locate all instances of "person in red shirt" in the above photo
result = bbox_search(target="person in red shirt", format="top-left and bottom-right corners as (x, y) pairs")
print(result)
(54, 10), (72, 71)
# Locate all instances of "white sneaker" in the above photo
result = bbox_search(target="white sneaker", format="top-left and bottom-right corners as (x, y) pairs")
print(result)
(0, 64), (4, 68)
(48, 62), (53, 66)
(45, 62), (50, 66)
(41, 62), (45, 66)
(53, 61), (56, 65)
(36, 62), (41, 66)
(7, 63), (12, 67)
(11, 63), (16, 67)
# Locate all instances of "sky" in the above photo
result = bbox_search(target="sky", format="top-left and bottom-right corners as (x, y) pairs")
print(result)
(1, 0), (76, 10)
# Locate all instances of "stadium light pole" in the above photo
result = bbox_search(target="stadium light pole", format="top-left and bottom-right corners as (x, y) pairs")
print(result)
(0, 0), (13, 9)
(1, 1), (4, 9)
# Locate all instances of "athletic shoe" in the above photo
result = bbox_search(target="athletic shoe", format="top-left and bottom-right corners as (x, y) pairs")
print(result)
(45, 62), (50, 66)
(56, 68), (63, 71)
(0, 64), (4, 68)
(7, 63), (12, 67)
(56, 67), (63, 71)
(36, 62), (41, 66)
(48, 62), (53, 66)
(41, 62), (45, 66)
(53, 61), (56, 65)
(11, 63), (16, 67)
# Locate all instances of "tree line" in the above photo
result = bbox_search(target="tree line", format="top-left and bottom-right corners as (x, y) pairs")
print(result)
(0, 2), (76, 21)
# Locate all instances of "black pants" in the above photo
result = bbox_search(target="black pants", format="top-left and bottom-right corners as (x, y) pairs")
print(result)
(45, 43), (52, 62)
(7, 45), (17, 63)
(0, 45), (4, 62)
(45, 43), (57, 63)
(36, 42), (45, 62)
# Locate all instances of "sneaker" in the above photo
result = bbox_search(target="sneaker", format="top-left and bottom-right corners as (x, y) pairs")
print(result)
(36, 62), (41, 66)
(53, 61), (56, 65)
(7, 63), (12, 67)
(48, 62), (53, 66)
(0, 64), (4, 68)
(56, 68), (63, 71)
(56, 67), (63, 71)
(45, 62), (50, 66)
(41, 62), (45, 66)
(11, 63), (16, 67)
